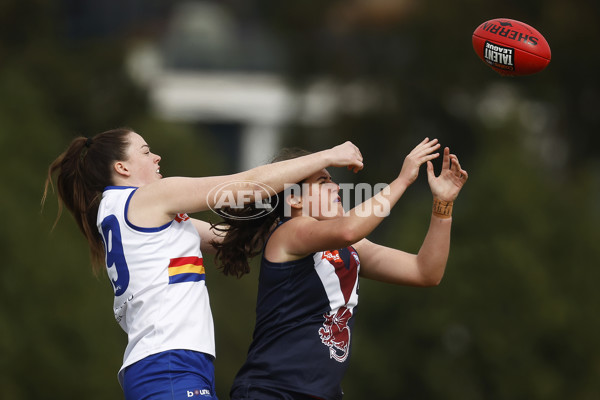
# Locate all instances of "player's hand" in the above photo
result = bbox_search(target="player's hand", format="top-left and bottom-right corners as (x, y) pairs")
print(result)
(426, 147), (468, 202)
(398, 138), (441, 185)
(326, 141), (364, 173)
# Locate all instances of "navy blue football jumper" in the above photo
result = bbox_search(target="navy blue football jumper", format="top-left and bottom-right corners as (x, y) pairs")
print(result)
(231, 219), (360, 400)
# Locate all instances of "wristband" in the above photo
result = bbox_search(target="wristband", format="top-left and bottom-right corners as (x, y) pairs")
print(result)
(432, 198), (453, 219)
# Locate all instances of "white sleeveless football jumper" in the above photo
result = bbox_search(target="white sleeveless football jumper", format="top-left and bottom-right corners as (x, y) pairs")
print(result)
(97, 186), (215, 385)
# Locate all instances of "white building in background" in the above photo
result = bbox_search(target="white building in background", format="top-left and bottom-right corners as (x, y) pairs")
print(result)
(126, 1), (323, 170)
(127, 0), (563, 175)
(127, 1), (375, 171)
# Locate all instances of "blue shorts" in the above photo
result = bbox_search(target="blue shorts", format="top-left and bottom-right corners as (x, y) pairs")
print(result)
(123, 350), (218, 400)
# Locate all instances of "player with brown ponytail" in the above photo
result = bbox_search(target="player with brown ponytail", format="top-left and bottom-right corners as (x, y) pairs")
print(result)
(43, 128), (132, 273)
(43, 128), (363, 400)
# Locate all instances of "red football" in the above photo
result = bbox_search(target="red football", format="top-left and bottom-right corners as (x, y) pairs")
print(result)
(472, 18), (551, 76)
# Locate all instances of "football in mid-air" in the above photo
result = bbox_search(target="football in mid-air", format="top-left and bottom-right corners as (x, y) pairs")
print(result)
(472, 18), (551, 76)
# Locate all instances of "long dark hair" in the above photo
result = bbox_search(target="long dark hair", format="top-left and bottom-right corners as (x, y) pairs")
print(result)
(42, 128), (133, 275)
(211, 147), (311, 278)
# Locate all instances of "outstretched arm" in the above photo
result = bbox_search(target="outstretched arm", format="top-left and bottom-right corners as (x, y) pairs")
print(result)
(129, 141), (364, 227)
(354, 217), (451, 287)
(356, 146), (468, 286)
(267, 138), (441, 260)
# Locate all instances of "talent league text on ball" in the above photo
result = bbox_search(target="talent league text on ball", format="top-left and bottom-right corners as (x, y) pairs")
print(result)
(484, 42), (514, 70)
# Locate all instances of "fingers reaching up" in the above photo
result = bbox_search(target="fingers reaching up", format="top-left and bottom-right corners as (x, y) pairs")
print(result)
(427, 147), (468, 202)
(398, 138), (441, 185)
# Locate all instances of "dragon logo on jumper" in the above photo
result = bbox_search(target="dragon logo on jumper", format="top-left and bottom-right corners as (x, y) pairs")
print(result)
(317, 248), (359, 363)
(319, 306), (352, 363)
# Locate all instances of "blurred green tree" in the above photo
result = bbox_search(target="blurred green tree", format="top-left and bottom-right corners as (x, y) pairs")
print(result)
(2, 0), (599, 399)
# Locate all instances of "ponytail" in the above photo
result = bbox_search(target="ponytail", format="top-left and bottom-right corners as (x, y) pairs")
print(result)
(211, 148), (311, 277)
(42, 128), (132, 275)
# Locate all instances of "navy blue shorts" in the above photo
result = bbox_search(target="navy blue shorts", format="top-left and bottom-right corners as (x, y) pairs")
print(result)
(123, 350), (218, 400)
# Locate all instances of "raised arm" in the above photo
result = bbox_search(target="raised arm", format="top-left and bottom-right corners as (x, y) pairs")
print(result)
(129, 142), (363, 227)
(267, 138), (442, 260)
(356, 146), (468, 286)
